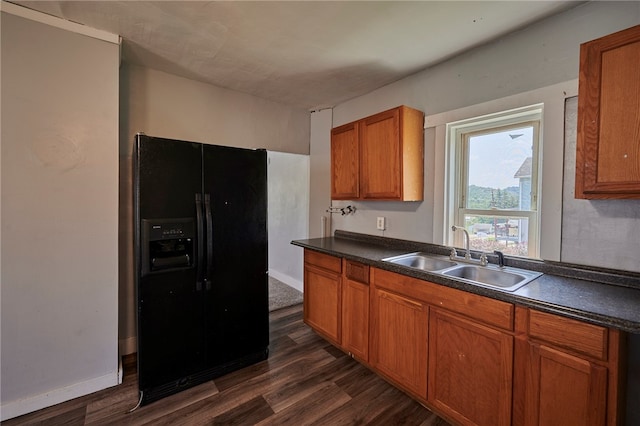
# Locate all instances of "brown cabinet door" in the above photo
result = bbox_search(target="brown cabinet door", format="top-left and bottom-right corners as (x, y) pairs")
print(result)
(360, 109), (402, 199)
(428, 308), (513, 426)
(331, 122), (359, 199)
(330, 105), (423, 201)
(303, 264), (341, 344)
(576, 24), (640, 199)
(525, 344), (607, 426)
(370, 287), (428, 398)
(341, 278), (369, 361)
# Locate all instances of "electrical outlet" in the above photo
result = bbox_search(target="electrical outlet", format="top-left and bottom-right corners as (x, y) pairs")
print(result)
(376, 216), (386, 231)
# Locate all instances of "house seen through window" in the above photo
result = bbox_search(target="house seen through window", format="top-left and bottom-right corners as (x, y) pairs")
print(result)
(448, 106), (542, 258)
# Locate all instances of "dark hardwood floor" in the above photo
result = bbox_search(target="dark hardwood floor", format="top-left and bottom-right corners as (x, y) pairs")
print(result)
(2, 304), (448, 425)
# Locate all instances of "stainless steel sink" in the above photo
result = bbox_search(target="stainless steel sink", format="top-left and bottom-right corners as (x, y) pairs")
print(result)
(442, 264), (541, 291)
(383, 252), (542, 292)
(383, 252), (458, 271)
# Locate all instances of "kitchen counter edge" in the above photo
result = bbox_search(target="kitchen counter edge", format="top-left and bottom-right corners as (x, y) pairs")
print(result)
(292, 230), (640, 334)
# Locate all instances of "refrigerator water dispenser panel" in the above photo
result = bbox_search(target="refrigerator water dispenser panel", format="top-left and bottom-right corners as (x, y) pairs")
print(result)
(142, 218), (195, 276)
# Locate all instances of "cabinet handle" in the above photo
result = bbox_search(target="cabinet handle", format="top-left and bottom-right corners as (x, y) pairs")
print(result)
(195, 193), (204, 292)
(204, 193), (213, 291)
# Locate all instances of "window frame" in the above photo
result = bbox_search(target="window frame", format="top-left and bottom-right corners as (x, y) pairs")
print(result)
(447, 105), (543, 258)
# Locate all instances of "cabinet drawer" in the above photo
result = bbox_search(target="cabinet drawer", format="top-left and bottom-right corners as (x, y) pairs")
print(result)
(528, 310), (608, 360)
(345, 260), (369, 284)
(305, 249), (342, 273)
(372, 268), (514, 331)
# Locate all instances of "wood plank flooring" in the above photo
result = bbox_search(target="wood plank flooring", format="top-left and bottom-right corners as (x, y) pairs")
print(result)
(2, 304), (449, 425)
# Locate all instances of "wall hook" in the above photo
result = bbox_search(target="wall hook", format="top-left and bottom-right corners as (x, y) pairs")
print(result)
(326, 205), (356, 216)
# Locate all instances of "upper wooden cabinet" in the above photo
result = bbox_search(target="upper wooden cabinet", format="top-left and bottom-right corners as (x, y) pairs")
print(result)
(331, 106), (424, 201)
(331, 122), (360, 199)
(576, 24), (640, 199)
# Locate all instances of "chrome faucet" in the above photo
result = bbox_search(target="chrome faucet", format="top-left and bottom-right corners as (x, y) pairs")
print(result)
(451, 225), (471, 259)
(450, 225), (488, 266)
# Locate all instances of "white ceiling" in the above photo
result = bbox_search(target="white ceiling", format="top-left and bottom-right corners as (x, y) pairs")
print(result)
(15, 1), (582, 110)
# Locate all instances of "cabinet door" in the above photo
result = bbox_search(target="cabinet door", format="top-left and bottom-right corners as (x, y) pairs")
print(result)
(428, 309), (513, 426)
(360, 108), (402, 199)
(576, 24), (640, 199)
(331, 122), (360, 199)
(525, 344), (607, 426)
(341, 278), (369, 361)
(304, 264), (341, 344)
(370, 288), (428, 398)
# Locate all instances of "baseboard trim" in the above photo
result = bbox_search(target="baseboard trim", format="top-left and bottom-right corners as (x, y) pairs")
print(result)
(0, 371), (119, 422)
(268, 270), (303, 293)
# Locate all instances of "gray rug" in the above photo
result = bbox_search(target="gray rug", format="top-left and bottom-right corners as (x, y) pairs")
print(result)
(268, 276), (303, 311)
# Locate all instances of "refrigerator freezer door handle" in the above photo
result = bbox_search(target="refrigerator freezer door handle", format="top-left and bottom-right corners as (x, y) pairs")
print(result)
(204, 193), (213, 291)
(195, 193), (204, 291)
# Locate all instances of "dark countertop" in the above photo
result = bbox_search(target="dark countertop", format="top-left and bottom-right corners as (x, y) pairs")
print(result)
(292, 231), (640, 333)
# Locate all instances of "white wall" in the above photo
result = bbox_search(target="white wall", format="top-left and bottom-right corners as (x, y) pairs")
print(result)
(313, 1), (640, 272)
(1, 5), (120, 420)
(267, 151), (309, 292)
(309, 109), (333, 238)
(119, 64), (311, 354)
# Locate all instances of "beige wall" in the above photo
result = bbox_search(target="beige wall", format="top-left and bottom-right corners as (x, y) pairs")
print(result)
(118, 64), (311, 353)
(121, 63), (311, 155)
(1, 8), (120, 420)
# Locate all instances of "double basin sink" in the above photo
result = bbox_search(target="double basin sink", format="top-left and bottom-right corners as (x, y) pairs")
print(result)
(383, 252), (542, 292)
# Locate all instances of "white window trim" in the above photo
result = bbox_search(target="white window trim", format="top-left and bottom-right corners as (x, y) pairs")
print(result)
(450, 106), (542, 257)
(425, 79), (578, 262)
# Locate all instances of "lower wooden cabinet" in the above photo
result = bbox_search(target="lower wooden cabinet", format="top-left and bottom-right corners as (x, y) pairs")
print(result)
(370, 287), (428, 398)
(303, 250), (342, 345)
(428, 308), (513, 426)
(302, 256), (626, 426)
(341, 260), (370, 361)
(517, 308), (625, 426)
(525, 343), (607, 426)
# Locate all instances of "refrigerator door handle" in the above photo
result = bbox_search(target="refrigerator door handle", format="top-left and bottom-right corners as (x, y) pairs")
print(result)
(204, 193), (213, 291)
(195, 193), (204, 291)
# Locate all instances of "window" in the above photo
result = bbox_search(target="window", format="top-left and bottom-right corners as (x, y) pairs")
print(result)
(447, 105), (542, 258)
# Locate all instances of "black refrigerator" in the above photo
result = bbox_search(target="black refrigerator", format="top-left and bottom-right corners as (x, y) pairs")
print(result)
(134, 134), (269, 405)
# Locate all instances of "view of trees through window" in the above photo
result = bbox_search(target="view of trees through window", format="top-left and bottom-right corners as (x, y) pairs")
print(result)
(467, 185), (519, 210)
(456, 122), (539, 257)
